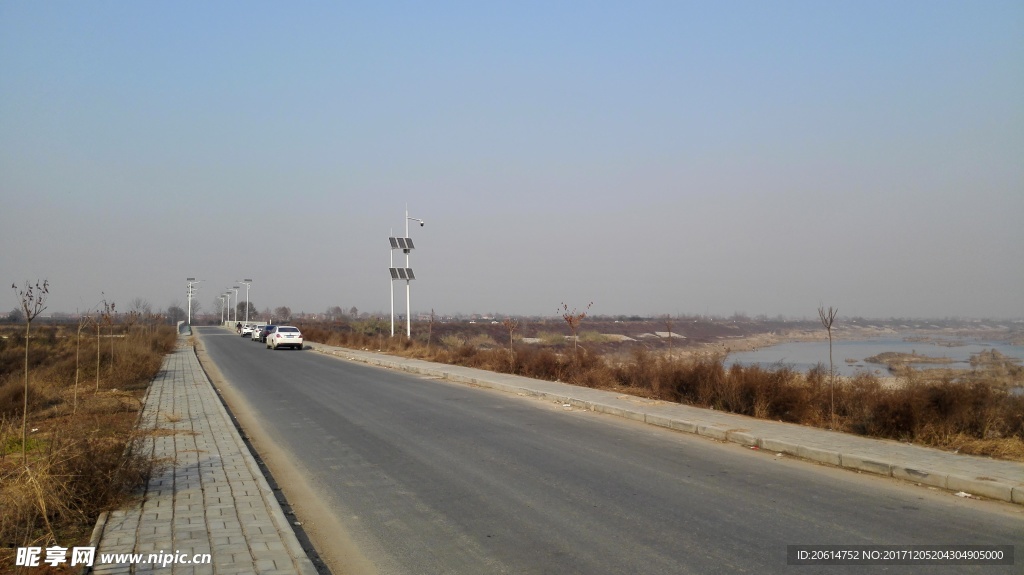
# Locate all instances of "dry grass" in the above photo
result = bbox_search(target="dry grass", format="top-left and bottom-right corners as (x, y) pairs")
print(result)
(299, 321), (1024, 461)
(0, 323), (176, 572)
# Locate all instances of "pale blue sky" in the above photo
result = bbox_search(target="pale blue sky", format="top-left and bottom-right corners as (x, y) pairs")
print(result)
(2, 1), (1022, 319)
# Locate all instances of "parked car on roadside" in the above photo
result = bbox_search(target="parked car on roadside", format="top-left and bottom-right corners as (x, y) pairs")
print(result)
(266, 326), (303, 350)
(256, 325), (276, 343)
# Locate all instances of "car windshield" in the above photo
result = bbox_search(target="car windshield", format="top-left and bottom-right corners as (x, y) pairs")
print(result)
(279, 327), (299, 333)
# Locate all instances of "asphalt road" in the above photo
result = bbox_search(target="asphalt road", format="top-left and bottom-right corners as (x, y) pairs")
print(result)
(196, 327), (1021, 575)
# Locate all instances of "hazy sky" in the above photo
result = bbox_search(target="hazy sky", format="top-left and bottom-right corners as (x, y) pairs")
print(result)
(2, 2), (1022, 320)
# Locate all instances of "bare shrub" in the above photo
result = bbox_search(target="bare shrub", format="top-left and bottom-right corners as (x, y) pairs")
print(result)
(295, 320), (1024, 460)
(617, 348), (655, 393)
(440, 334), (467, 349)
(691, 358), (727, 407)
(578, 330), (612, 343)
(0, 323), (173, 557)
(513, 345), (563, 381)
(0, 420), (152, 548)
(574, 364), (617, 388)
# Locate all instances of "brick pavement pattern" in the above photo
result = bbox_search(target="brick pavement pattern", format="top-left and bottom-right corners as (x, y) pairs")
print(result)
(89, 339), (316, 575)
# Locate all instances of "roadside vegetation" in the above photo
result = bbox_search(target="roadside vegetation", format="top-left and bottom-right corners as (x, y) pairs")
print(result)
(0, 311), (177, 572)
(298, 318), (1024, 462)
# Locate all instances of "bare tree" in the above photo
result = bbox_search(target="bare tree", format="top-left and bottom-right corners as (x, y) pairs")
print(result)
(8, 307), (25, 322)
(818, 305), (838, 428)
(167, 302), (186, 325)
(102, 299), (116, 375)
(325, 306), (345, 322)
(124, 309), (140, 339)
(95, 309), (102, 391)
(559, 301), (593, 358)
(129, 297), (151, 316)
(427, 308), (437, 349)
(12, 279), (48, 464)
(74, 311), (95, 415)
(274, 306), (292, 322)
(502, 316), (519, 371)
(237, 301), (258, 321)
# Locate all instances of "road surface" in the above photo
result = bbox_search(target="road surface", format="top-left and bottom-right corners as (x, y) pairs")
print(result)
(196, 327), (1021, 575)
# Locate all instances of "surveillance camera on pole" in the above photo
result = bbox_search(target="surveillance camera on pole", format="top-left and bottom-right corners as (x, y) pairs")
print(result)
(389, 207), (425, 338)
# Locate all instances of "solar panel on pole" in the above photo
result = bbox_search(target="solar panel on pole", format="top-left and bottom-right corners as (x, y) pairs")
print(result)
(389, 237), (415, 252)
(388, 268), (415, 280)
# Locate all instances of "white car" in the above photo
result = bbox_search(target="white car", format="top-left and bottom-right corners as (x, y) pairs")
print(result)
(240, 324), (255, 337)
(266, 326), (303, 350)
(251, 325), (267, 341)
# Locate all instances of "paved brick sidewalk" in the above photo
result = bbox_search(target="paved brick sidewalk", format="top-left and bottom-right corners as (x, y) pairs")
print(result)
(307, 342), (1024, 506)
(88, 339), (317, 574)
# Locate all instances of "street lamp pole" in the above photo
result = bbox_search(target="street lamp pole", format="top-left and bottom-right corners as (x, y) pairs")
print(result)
(390, 234), (395, 337)
(405, 208), (424, 339)
(237, 279), (253, 325)
(232, 286), (240, 323)
(186, 278), (201, 325)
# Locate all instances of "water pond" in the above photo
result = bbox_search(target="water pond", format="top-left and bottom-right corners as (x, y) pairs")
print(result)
(725, 336), (1024, 378)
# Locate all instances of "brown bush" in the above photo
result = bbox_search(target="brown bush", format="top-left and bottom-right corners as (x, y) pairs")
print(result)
(298, 322), (1024, 460)
(0, 324), (175, 559)
(513, 345), (563, 381)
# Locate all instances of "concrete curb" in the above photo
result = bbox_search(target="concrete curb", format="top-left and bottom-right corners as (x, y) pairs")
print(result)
(79, 511), (109, 574)
(309, 343), (1023, 505)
